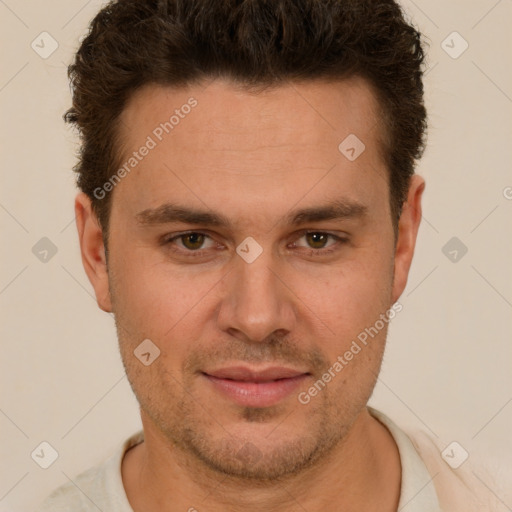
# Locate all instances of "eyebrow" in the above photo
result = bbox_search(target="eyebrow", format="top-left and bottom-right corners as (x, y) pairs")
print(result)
(135, 198), (368, 228)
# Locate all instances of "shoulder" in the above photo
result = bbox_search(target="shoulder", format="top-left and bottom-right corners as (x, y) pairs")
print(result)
(404, 426), (511, 512)
(36, 430), (144, 512)
(35, 463), (108, 512)
(36, 467), (101, 512)
(368, 407), (511, 512)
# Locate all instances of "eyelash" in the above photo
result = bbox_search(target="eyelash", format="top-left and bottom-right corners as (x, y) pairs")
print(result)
(162, 230), (348, 258)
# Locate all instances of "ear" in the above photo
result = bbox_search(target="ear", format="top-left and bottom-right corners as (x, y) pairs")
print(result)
(391, 174), (426, 304)
(75, 192), (112, 312)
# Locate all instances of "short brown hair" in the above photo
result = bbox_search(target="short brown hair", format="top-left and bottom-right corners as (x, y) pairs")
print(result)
(65, 0), (427, 237)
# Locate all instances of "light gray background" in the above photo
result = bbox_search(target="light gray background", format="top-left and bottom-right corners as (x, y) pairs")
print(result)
(1, 1), (511, 510)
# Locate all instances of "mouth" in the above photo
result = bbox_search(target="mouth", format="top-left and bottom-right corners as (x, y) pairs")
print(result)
(202, 366), (311, 407)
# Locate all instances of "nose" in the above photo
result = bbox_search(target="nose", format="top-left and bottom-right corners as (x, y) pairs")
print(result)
(216, 248), (297, 343)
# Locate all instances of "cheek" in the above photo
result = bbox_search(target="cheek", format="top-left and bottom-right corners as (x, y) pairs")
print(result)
(109, 244), (222, 346)
(290, 248), (394, 332)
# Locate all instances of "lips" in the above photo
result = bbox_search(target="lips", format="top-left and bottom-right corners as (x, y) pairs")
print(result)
(202, 366), (310, 407)
(205, 366), (307, 382)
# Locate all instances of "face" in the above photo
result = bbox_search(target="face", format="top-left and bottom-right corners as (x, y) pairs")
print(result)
(77, 77), (423, 480)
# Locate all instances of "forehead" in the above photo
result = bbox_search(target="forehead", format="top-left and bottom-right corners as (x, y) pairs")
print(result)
(113, 77), (389, 224)
(119, 76), (382, 151)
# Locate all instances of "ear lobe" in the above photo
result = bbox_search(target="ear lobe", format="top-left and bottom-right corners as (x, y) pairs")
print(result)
(391, 174), (426, 304)
(75, 192), (112, 312)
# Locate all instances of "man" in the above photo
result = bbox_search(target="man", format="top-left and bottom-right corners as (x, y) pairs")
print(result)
(37, 0), (503, 510)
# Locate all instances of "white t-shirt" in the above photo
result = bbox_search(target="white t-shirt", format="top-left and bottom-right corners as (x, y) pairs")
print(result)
(36, 407), (508, 511)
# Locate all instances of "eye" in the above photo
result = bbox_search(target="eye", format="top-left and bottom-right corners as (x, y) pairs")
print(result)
(290, 231), (347, 255)
(164, 232), (217, 254)
(300, 232), (334, 249)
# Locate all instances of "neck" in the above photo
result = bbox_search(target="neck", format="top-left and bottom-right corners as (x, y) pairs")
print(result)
(122, 407), (402, 512)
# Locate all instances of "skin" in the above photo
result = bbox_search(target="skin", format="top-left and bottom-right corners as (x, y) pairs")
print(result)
(76, 76), (425, 511)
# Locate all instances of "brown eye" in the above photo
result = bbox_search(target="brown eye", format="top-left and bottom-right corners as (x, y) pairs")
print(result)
(162, 231), (218, 258)
(291, 231), (347, 257)
(305, 232), (329, 249)
(180, 233), (206, 250)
